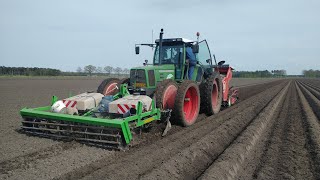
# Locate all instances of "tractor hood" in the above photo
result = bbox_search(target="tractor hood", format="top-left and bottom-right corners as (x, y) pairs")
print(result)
(132, 64), (174, 72)
(130, 64), (175, 90)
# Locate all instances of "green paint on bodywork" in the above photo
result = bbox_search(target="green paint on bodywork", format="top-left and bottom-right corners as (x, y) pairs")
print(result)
(131, 64), (175, 88)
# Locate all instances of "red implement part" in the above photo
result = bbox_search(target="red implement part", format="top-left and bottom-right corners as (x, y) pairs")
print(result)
(229, 88), (239, 105)
(215, 65), (238, 105)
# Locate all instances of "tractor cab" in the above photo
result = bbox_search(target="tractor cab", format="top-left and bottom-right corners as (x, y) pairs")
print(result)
(132, 30), (214, 95)
(152, 38), (213, 82)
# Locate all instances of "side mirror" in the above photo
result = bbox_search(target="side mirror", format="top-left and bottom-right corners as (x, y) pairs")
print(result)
(192, 44), (199, 53)
(135, 46), (140, 54)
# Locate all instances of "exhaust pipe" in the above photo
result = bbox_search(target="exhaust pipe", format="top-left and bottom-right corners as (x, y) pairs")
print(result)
(159, 29), (163, 65)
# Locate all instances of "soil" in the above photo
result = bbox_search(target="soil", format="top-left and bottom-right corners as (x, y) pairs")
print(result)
(0, 78), (319, 180)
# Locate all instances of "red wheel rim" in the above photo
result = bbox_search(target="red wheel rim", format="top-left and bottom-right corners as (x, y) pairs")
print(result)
(162, 84), (177, 109)
(104, 82), (118, 95)
(211, 79), (218, 109)
(183, 86), (199, 123)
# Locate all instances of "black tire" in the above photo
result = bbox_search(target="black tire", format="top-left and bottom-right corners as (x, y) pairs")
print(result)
(155, 79), (178, 110)
(174, 80), (200, 126)
(119, 78), (130, 86)
(200, 72), (222, 115)
(97, 78), (119, 95)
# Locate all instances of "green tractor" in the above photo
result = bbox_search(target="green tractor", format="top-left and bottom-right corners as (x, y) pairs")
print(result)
(98, 29), (224, 126)
(20, 29), (237, 150)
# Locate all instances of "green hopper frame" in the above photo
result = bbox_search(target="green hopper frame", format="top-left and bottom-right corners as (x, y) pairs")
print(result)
(20, 84), (161, 146)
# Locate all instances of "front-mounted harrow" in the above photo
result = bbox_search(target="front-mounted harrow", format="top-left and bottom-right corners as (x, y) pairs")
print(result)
(20, 85), (162, 150)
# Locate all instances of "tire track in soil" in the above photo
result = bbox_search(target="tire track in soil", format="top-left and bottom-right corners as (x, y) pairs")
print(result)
(0, 144), (114, 180)
(0, 142), (80, 175)
(252, 81), (315, 180)
(296, 80), (320, 179)
(187, 81), (290, 180)
(78, 82), (287, 180)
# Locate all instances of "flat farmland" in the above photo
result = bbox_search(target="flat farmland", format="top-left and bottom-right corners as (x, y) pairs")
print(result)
(1, 77), (319, 180)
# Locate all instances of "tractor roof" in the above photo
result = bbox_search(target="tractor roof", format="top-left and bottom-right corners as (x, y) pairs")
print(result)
(155, 38), (194, 44)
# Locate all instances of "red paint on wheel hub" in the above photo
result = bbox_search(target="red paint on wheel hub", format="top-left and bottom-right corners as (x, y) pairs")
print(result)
(104, 82), (118, 95)
(183, 86), (199, 123)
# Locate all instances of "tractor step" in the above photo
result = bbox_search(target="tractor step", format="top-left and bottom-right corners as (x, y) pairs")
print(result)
(21, 117), (127, 150)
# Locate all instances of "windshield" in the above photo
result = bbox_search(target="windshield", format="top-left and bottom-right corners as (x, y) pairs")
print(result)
(154, 45), (183, 65)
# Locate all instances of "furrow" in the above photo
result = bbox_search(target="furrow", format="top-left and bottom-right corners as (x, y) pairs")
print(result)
(139, 82), (288, 180)
(297, 81), (320, 119)
(197, 81), (290, 180)
(296, 81), (320, 179)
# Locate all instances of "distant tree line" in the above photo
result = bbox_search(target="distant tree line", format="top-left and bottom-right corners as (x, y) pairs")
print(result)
(0, 65), (130, 77)
(0, 66), (61, 76)
(233, 70), (287, 78)
(302, 69), (320, 77)
(76, 65), (130, 76)
(1, 65), (294, 78)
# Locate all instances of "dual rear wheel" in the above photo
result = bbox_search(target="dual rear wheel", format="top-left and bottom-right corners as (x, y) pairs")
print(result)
(155, 73), (222, 126)
(99, 74), (222, 127)
(174, 80), (200, 126)
(156, 80), (200, 126)
(200, 73), (223, 116)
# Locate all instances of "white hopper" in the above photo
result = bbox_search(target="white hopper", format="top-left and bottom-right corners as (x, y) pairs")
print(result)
(63, 92), (104, 112)
(109, 95), (152, 114)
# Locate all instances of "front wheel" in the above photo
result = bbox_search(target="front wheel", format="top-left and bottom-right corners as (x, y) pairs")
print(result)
(97, 78), (120, 95)
(174, 80), (200, 126)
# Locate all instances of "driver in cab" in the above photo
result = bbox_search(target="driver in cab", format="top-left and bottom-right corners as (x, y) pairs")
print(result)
(186, 46), (196, 80)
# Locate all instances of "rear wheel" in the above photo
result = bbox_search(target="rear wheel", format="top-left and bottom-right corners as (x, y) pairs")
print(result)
(97, 78), (120, 95)
(200, 72), (222, 115)
(174, 80), (200, 126)
(155, 79), (178, 110)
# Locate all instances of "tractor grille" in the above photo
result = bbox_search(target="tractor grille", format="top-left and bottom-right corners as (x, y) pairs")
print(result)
(130, 69), (146, 87)
(148, 70), (155, 86)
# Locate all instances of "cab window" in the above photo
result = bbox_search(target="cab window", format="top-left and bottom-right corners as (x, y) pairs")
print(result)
(154, 45), (183, 65)
(197, 40), (211, 65)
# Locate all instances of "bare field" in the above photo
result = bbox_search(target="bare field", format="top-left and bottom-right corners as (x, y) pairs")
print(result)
(230, 78), (282, 87)
(1, 78), (319, 180)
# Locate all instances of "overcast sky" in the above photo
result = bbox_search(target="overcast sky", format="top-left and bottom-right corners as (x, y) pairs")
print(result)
(1, 0), (319, 75)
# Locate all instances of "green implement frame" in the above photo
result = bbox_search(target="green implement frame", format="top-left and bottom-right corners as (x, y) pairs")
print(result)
(20, 84), (161, 149)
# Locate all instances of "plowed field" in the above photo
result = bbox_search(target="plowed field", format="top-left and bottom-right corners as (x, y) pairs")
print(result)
(1, 78), (319, 180)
